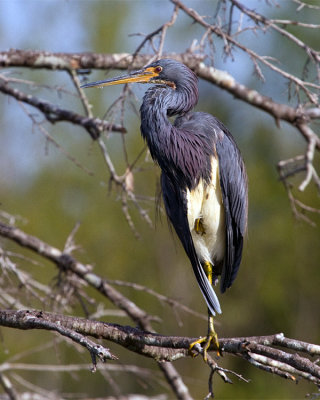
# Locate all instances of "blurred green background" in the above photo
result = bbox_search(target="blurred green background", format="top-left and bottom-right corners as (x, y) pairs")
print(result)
(0, 1), (319, 399)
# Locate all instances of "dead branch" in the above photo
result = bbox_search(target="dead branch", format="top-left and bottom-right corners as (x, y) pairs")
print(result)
(171, 0), (320, 103)
(0, 372), (18, 400)
(0, 74), (125, 139)
(132, 4), (179, 62)
(0, 221), (156, 327)
(1, 221), (320, 395)
(0, 309), (320, 388)
(1, 49), (318, 148)
(229, 0), (320, 64)
(0, 221), (191, 400)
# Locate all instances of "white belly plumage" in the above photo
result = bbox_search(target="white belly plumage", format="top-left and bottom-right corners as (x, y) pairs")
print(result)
(186, 157), (226, 266)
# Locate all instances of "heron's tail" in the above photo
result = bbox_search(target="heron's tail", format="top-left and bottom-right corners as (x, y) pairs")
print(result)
(193, 260), (222, 316)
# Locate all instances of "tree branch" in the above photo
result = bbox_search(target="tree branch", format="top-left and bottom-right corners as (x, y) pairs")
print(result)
(1, 309), (320, 387)
(0, 74), (125, 139)
(171, 0), (320, 103)
(0, 220), (192, 400)
(1, 221), (320, 392)
(1, 49), (318, 146)
(229, 0), (320, 64)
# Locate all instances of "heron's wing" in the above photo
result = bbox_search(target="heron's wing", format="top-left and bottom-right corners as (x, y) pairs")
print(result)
(160, 172), (222, 315)
(215, 126), (248, 293)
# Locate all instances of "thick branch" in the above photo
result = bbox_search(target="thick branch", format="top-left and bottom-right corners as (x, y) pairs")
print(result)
(1, 221), (320, 386)
(1, 309), (320, 386)
(0, 310), (117, 364)
(194, 63), (319, 133)
(0, 221), (153, 327)
(0, 221), (192, 400)
(1, 49), (318, 148)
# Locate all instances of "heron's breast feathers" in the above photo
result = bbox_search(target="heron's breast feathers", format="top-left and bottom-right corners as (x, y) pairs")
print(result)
(186, 157), (226, 267)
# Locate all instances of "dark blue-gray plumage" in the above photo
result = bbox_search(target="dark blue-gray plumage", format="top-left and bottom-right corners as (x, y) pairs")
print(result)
(81, 59), (248, 356)
(139, 60), (247, 312)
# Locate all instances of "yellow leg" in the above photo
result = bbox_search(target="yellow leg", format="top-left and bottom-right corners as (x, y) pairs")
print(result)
(204, 261), (213, 285)
(189, 261), (220, 361)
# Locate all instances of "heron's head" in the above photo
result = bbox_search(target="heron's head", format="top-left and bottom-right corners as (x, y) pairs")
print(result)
(80, 59), (198, 92)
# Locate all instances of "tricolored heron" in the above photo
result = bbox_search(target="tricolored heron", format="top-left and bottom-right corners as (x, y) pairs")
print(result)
(81, 59), (248, 360)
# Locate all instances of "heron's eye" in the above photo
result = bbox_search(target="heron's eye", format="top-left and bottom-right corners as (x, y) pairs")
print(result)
(155, 66), (162, 74)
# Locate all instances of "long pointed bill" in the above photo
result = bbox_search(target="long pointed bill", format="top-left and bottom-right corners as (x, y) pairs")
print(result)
(80, 67), (158, 89)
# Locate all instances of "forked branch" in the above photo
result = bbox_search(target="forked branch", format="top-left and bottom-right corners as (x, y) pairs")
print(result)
(1, 221), (320, 394)
(0, 309), (320, 388)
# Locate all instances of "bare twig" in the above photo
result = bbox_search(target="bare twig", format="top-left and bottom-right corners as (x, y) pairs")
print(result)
(230, 0), (320, 63)
(172, 0), (320, 103)
(106, 278), (207, 323)
(132, 5), (179, 63)
(0, 74), (125, 138)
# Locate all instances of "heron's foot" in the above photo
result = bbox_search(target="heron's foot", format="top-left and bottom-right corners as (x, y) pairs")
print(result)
(189, 332), (220, 361)
(189, 307), (220, 361)
(189, 261), (220, 360)
(194, 217), (206, 235)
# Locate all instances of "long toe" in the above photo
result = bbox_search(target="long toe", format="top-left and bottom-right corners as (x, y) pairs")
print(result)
(203, 331), (220, 361)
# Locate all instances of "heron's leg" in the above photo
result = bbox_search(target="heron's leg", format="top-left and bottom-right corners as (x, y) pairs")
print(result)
(189, 261), (220, 361)
(202, 261), (220, 359)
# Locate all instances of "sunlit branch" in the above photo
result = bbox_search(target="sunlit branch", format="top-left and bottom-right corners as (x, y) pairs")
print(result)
(171, 0), (320, 103)
(1, 221), (320, 393)
(1, 50), (318, 142)
(293, 0), (320, 11)
(0, 372), (18, 400)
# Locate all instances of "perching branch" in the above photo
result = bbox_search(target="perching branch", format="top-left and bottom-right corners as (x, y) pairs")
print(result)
(0, 220), (192, 400)
(1, 220), (320, 396)
(1, 309), (320, 387)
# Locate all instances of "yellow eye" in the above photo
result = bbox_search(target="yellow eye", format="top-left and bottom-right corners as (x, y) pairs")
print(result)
(155, 66), (162, 73)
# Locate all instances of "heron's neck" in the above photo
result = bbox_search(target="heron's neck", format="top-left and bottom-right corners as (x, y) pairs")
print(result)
(140, 85), (200, 185)
(140, 87), (188, 156)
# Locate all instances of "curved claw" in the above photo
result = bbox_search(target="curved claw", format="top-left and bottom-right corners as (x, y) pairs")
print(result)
(189, 332), (220, 361)
(189, 336), (206, 358)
